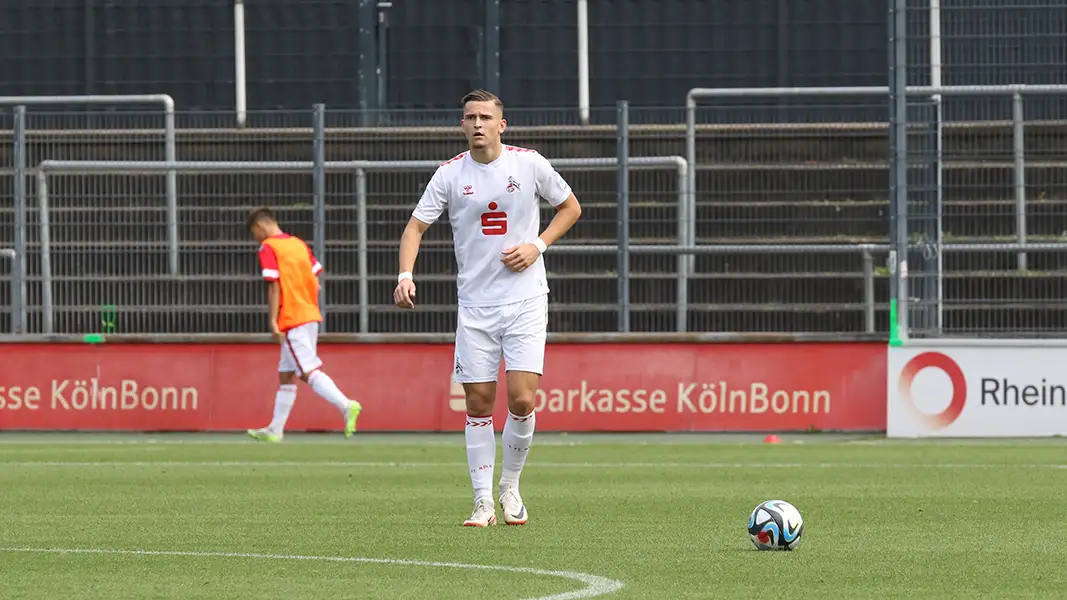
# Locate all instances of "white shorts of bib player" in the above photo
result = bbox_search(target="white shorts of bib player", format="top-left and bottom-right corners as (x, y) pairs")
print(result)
(279, 321), (324, 375)
(394, 89), (582, 528)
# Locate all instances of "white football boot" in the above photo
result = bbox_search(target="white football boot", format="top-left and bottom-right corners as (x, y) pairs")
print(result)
(462, 498), (497, 527)
(499, 487), (528, 526)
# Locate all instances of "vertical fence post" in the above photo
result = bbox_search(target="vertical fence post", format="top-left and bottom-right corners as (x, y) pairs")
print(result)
(483, 0), (500, 92)
(889, 0), (910, 343)
(616, 100), (630, 333)
(1012, 92), (1027, 272)
(3, 250), (15, 334)
(929, 0), (945, 332)
(234, 0), (248, 128)
(358, 0), (378, 127)
(38, 172), (53, 335)
(376, 1), (390, 125)
(12, 106), (27, 334)
(313, 104), (327, 331)
(356, 169), (369, 334)
(682, 95), (695, 333)
(165, 101), (178, 276)
(577, 0), (590, 125)
(862, 247), (875, 333)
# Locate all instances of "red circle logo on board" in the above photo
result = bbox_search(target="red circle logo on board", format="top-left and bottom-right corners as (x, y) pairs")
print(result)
(898, 352), (967, 430)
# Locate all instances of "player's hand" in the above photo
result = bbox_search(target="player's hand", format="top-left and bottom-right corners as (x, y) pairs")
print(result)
(501, 244), (541, 272)
(269, 321), (283, 342)
(394, 278), (417, 309)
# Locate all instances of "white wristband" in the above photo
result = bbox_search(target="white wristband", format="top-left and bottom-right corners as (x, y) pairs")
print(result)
(397, 271), (413, 282)
(532, 238), (548, 254)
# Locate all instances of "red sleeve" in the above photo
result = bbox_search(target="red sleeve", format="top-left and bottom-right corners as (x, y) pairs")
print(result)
(306, 243), (324, 276)
(258, 244), (280, 281)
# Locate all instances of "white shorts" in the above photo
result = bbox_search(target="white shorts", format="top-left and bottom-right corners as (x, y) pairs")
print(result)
(453, 294), (549, 384)
(279, 321), (324, 376)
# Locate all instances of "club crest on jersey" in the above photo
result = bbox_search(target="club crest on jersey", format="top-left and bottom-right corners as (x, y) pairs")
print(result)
(506, 177), (521, 193)
(463, 185), (474, 196)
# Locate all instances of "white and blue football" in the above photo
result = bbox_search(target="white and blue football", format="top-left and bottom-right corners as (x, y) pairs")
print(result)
(748, 499), (804, 551)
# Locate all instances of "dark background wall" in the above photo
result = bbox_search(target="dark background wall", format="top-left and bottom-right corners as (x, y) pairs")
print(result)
(0, 0), (1063, 114)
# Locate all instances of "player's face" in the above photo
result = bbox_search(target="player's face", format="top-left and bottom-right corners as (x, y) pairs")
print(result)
(462, 101), (506, 150)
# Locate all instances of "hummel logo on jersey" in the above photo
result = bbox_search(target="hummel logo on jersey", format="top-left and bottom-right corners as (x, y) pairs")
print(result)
(506, 176), (521, 193)
(463, 185), (474, 196)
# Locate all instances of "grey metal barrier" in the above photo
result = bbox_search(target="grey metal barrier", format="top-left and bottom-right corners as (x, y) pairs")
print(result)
(685, 85), (1067, 267)
(35, 157), (688, 335)
(686, 84), (1067, 340)
(0, 248), (17, 334)
(7, 95), (178, 277)
(566, 243), (888, 334)
(892, 242), (1067, 343)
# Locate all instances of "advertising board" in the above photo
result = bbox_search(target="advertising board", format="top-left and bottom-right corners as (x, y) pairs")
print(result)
(0, 342), (886, 432)
(888, 345), (1067, 437)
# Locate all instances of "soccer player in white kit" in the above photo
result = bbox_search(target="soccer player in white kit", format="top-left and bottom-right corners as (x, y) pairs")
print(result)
(393, 90), (582, 527)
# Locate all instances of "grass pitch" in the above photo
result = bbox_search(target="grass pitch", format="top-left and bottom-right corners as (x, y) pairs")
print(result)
(1, 432), (1066, 599)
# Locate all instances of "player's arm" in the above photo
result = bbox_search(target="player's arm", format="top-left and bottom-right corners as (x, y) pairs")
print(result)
(267, 280), (282, 337)
(398, 216), (432, 275)
(538, 192), (582, 249)
(396, 169), (448, 309)
(258, 244), (283, 338)
(502, 156), (582, 272)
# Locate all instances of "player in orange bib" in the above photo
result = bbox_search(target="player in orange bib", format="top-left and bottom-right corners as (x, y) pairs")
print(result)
(245, 207), (362, 442)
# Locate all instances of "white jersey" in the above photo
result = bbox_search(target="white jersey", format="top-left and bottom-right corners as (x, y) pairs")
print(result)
(412, 145), (573, 307)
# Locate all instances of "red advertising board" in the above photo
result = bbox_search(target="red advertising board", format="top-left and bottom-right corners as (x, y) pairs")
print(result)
(0, 343), (887, 432)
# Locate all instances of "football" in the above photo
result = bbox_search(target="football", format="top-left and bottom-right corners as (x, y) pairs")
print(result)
(748, 499), (804, 551)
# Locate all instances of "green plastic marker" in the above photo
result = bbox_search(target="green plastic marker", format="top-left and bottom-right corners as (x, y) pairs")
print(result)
(84, 304), (117, 344)
(888, 299), (902, 347)
(101, 304), (117, 334)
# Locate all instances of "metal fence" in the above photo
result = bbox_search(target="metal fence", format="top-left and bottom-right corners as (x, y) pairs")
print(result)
(1, 98), (901, 338)
(30, 156), (688, 336)
(8, 96), (1060, 337)
(890, 0), (1067, 340)
(4, 0), (1067, 339)
(0, 248), (15, 333)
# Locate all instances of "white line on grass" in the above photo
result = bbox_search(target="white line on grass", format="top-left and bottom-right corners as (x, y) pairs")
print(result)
(2, 460), (1066, 469)
(0, 547), (624, 600)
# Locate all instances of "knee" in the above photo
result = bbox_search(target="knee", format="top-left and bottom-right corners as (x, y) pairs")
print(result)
(464, 385), (496, 417)
(279, 372), (297, 385)
(509, 390), (537, 416)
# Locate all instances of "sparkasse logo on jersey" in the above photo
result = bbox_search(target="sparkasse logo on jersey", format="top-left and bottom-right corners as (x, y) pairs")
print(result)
(891, 348), (1067, 437)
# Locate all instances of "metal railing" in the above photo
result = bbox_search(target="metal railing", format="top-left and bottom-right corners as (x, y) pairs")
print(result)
(686, 84), (1067, 339)
(686, 84), (1067, 271)
(0, 248), (16, 334)
(7, 95), (179, 279)
(34, 157), (688, 335)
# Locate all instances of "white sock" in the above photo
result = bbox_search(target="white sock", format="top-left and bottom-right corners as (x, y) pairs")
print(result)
(267, 384), (298, 434)
(500, 410), (536, 493)
(307, 370), (350, 416)
(465, 415), (496, 504)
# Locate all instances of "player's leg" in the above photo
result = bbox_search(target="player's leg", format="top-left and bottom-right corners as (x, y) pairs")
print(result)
(248, 346), (300, 443)
(455, 305), (504, 527)
(498, 295), (549, 525)
(291, 322), (362, 435)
